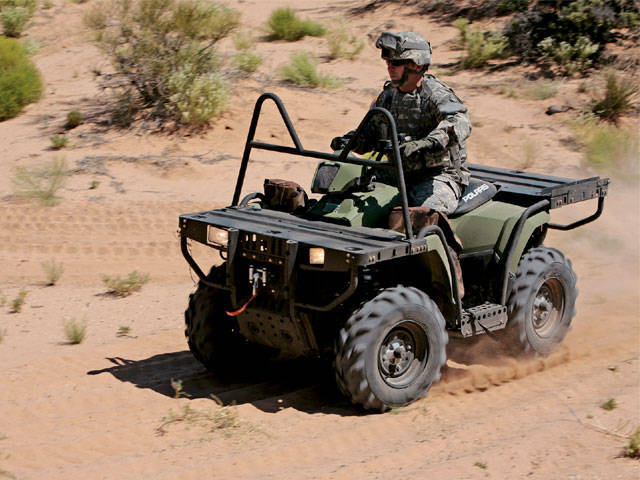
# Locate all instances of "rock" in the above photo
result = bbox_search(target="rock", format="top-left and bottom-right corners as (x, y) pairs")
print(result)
(546, 104), (574, 115)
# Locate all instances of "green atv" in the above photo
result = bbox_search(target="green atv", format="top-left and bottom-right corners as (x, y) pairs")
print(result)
(179, 93), (609, 411)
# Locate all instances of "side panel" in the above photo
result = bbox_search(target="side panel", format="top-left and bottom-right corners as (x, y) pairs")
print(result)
(450, 201), (524, 254)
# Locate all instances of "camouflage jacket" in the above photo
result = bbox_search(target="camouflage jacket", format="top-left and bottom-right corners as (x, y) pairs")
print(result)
(356, 75), (471, 186)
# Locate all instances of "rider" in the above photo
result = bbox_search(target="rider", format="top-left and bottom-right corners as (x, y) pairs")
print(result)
(332, 31), (472, 214)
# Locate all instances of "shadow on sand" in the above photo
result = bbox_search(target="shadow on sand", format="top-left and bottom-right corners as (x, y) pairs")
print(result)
(88, 351), (359, 415)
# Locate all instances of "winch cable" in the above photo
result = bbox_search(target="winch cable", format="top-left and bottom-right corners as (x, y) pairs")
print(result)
(225, 294), (255, 317)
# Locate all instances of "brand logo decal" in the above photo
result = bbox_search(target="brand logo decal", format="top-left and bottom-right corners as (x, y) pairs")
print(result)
(462, 183), (489, 203)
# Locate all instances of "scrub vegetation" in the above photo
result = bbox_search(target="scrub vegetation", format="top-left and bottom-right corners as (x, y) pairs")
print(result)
(266, 6), (325, 41)
(85, 0), (239, 127)
(11, 157), (68, 206)
(279, 52), (342, 89)
(0, 36), (42, 120)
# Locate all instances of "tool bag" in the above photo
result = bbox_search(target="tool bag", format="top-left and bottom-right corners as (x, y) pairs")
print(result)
(263, 178), (308, 212)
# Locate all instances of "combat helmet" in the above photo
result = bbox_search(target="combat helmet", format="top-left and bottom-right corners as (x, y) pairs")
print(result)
(376, 31), (432, 68)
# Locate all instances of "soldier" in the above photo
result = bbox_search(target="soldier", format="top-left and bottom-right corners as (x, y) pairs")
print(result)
(332, 31), (472, 214)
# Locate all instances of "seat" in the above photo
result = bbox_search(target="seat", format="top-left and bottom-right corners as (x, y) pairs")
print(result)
(449, 178), (497, 218)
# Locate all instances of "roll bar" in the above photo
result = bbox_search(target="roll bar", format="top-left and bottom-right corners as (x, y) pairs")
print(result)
(231, 92), (415, 239)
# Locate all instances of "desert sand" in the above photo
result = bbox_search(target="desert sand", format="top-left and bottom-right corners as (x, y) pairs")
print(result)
(1, 1), (638, 479)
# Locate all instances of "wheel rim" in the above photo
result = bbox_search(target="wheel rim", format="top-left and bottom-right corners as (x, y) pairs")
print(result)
(532, 278), (564, 338)
(378, 321), (428, 388)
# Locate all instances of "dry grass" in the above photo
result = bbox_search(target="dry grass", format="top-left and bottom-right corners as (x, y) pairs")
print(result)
(42, 258), (64, 285)
(10, 289), (27, 313)
(279, 52), (342, 89)
(64, 317), (87, 344)
(11, 157), (68, 206)
(102, 270), (150, 296)
(326, 16), (364, 60)
(625, 427), (640, 458)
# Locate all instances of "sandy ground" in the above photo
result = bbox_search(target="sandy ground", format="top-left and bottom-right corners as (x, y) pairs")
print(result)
(1, 1), (639, 479)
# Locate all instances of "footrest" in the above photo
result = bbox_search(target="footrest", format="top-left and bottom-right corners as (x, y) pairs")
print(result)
(460, 303), (508, 337)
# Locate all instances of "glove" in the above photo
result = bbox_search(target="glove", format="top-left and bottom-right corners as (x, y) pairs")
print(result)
(401, 138), (444, 158)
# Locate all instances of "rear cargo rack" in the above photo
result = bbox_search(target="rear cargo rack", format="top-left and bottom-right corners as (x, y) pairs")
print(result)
(468, 163), (609, 231)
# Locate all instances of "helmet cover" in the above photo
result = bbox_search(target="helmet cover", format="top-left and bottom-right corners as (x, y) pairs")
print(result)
(376, 31), (432, 66)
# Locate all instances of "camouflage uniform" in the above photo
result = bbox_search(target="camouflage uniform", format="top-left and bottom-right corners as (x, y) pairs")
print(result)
(353, 31), (472, 214)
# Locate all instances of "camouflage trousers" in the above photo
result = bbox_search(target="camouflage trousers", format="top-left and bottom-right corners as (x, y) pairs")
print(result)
(407, 174), (462, 214)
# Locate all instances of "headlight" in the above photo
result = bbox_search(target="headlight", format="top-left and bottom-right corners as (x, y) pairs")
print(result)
(309, 248), (325, 265)
(207, 226), (229, 247)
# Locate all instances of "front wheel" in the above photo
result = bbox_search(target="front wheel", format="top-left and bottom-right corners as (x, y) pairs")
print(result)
(334, 286), (448, 412)
(506, 247), (578, 356)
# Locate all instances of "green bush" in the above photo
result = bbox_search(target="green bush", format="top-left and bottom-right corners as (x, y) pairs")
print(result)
(1, 6), (30, 37)
(232, 49), (262, 74)
(85, 0), (238, 126)
(66, 110), (82, 128)
(495, 0), (528, 15)
(266, 7), (325, 41)
(0, 0), (37, 14)
(167, 68), (229, 125)
(589, 71), (638, 123)
(279, 51), (342, 89)
(505, 0), (639, 66)
(49, 133), (69, 149)
(455, 19), (507, 69)
(326, 17), (364, 60)
(539, 35), (599, 75)
(0, 36), (42, 120)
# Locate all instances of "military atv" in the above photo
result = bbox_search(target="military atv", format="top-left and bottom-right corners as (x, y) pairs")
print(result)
(179, 93), (609, 411)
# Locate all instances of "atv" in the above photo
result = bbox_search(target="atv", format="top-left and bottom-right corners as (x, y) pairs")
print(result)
(179, 93), (609, 411)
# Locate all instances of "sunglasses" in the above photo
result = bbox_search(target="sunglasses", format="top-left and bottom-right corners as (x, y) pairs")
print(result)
(385, 59), (408, 67)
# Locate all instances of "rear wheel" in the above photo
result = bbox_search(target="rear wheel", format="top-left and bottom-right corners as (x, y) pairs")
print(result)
(506, 247), (577, 355)
(335, 286), (448, 412)
(185, 265), (274, 378)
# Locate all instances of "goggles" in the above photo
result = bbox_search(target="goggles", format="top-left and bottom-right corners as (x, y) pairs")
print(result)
(385, 58), (409, 66)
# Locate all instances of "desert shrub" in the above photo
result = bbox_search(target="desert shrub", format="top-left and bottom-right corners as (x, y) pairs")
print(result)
(85, 0), (239, 126)
(64, 317), (87, 344)
(42, 259), (64, 285)
(505, 0), (639, 67)
(326, 17), (364, 60)
(116, 325), (131, 337)
(0, 0), (37, 13)
(279, 51), (342, 88)
(49, 133), (68, 149)
(167, 68), (229, 125)
(1, 6), (30, 36)
(600, 398), (618, 410)
(0, 328), (5, 342)
(625, 427), (640, 458)
(539, 35), (599, 75)
(66, 110), (82, 128)
(12, 157), (68, 205)
(521, 79), (559, 100)
(102, 270), (150, 296)
(455, 19), (507, 69)
(573, 117), (638, 169)
(10, 289), (27, 313)
(266, 6), (325, 41)
(589, 71), (638, 122)
(0, 36), (42, 120)
(232, 49), (262, 74)
(495, 0), (528, 15)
